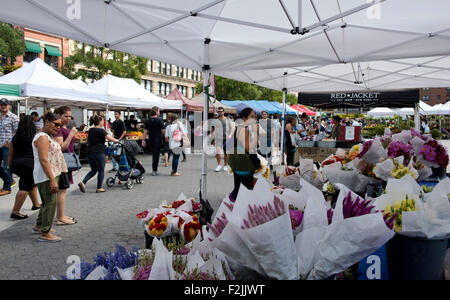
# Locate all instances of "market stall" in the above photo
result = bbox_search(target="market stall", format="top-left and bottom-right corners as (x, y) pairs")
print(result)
(191, 92), (237, 115)
(293, 89), (421, 164)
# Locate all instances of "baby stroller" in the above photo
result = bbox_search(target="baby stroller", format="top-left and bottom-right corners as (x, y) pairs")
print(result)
(106, 140), (146, 190)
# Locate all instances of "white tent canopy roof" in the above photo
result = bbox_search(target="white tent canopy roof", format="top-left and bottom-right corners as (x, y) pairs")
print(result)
(0, 58), (107, 108)
(86, 74), (181, 110)
(366, 107), (395, 118)
(2, 1), (450, 92)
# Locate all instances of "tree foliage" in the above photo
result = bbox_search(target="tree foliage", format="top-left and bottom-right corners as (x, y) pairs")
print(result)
(0, 22), (26, 64)
(196, 75), (297, 105)
(61, 42), (148, 83)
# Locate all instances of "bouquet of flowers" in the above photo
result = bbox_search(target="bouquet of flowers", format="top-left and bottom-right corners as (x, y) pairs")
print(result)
(146, 213), (171, 238)
(419, 139), (449, 168)
(387, 141), (414, 165)
(374, 176), (450, 239)
(295, 182), (394, 280)
(180, 215), (202, 243)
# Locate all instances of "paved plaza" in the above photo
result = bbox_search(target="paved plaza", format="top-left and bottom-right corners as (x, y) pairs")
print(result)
(0, 154), (233, 280)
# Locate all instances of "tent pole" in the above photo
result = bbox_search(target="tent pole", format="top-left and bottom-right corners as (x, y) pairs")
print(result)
(414, 102), (420, 131)
(201, 38), (211, 200)
(280, 73), (287, 165)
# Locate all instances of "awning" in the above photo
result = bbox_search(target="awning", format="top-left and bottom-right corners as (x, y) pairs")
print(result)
(290, 104), (316, 116)
(44, 45), (61, 57)
(0, 83), (20, 96)
(299, 89), (420, 109)
(25, 41), (42, 53)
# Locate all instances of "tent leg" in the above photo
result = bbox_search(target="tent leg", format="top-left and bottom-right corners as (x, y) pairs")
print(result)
(414, 103), (420, 132)
(201, 39), (210, 200)
(280, 81), (287, 166)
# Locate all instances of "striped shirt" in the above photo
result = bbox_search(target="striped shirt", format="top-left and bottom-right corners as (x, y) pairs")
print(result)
(0, 111), (19, 146)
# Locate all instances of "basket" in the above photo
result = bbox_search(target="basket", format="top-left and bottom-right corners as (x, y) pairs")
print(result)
(317, 141), (337, 148)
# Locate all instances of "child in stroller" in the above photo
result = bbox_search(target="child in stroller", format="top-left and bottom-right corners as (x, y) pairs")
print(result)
(106, 140), (145, 189)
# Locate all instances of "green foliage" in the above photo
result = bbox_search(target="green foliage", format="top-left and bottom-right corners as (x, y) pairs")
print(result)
(374, 124), (386, 136)
(196, 75), (297, 104)
(0, 23), (26, 63)
(431, 128), (442, 139)
(61, 42), (148, 83)
(1, 64), (21, 74)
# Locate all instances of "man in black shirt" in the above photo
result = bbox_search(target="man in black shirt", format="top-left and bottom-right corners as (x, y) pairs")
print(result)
(143, 108), (165, 176)
(126, 115), (138, 131)
(110, 112), (127, 172)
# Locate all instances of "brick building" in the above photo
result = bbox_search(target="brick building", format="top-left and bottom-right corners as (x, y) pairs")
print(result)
(419, 88), (449, 106)
(13, 28), (70, 70)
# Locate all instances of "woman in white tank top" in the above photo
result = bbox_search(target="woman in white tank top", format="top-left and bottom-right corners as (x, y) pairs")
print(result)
(31, 113), (67, 243)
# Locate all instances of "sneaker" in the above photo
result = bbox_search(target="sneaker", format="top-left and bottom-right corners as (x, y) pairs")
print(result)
(223, 166), (229, 172)
(11, 181), (17, 188)
(151, 171), (159, 176)
(215, 165), (222, 172)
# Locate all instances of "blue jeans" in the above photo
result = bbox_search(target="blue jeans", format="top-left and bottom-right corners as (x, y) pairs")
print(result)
(83, 152), (106, 189)
(0, 147), (12, 191)
(169, 150), (180, 174)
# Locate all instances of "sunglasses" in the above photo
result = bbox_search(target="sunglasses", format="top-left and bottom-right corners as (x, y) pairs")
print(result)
(52, 121), (62, 128)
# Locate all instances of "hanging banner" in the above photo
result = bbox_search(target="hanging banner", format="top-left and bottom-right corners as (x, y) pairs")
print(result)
(298, 89), (419, 109)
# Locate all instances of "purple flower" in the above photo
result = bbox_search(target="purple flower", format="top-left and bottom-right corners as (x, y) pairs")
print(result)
(357, 140), (373, 159)
(387, 141), (414, 165)
(411, 128), (429, 142)
(289, 209), (303, 230)
(419, 140), (449, 168)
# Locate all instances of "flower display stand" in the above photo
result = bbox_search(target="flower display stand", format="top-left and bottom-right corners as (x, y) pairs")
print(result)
(385, 233), (449, 280)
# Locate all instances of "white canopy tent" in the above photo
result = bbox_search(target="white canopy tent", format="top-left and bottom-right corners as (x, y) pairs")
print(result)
(86, 74), (181, 110)
(367, 107), (395, 118)
(0, 58), (107, 109)
(4, 0), (450, 197)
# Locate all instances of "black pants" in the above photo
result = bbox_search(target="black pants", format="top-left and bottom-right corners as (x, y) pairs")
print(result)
(150, 140), (161, 172)
(231, 173), (254, 201)
(286, 145), (295, 166)
(83, 152), (106, 189)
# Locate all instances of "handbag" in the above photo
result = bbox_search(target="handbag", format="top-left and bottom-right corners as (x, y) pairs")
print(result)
(63, 152), (82, 172)
(58, 172), (70, 190)
(173, 126), (182, 142)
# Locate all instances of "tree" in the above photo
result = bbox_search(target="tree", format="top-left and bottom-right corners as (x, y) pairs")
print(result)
(196, 75), (298, 105)
(0, 22), (26, 64)
(61, 42), (148, 83)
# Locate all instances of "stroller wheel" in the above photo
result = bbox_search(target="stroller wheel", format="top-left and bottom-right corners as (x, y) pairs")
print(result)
(137, 175), (144, 184)
(106, 177), (115, 187)
(126, 179), (134, 190)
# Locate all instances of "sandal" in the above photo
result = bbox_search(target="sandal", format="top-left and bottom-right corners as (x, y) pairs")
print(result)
(37, 235), (62, 243)
(96, 189), (106, 193)
(78, 182), (86, 193)
(56, 219), (77, 226)
(10, 213), (28, 220)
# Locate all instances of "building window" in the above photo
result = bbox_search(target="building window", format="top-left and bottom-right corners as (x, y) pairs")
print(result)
(158, 82), (171, 96)
(156, 61), (161, 73)
(423, 88), (430, 91)
(141, 79), (152, 92)
(176, 85), (188, 97)
(422, 95), (430, 102)
(179, 67), (184, 78)
(44, 50), (58, 69)
(147, 60), (153, 72)
(24, 51), (39, 63)
(191, 87), (196, 98)
(162, 63), (167, 75)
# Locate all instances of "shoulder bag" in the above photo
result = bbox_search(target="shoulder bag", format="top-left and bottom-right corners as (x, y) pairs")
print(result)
(63, 152), (82, 172)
